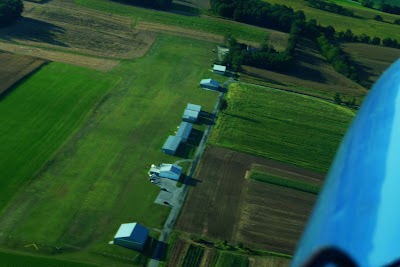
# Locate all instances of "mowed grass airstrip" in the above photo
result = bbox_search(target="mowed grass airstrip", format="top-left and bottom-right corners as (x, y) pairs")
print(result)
(0, 35), (220, 266)
(210, 83), (355, 173)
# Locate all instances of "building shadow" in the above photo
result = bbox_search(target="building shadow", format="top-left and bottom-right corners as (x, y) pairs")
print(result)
(187, 129), (204, 146)
(144, 237), (168, 261)
(174, 143), (194, 159)
(0, 17), (67, 47)
(180, 174), (202, 187)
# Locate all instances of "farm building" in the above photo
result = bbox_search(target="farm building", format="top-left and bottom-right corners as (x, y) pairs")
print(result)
(186, 103), (201, 113)
(114, 222), (149, 251)
(182, 109), (199, 123)
(176, 122), (193, 142)
(162, 135), (182, 155)
(200, 79), (220, 91)
(213, 64), (226, 75)
(149, 163), (182, 181)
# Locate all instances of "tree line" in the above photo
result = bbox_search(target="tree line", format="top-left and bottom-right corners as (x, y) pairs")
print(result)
(117, 0), (172, 10)
(306, 0), (355, 17)
(359, 0), (400, 15)
(0, 0), (23, 27)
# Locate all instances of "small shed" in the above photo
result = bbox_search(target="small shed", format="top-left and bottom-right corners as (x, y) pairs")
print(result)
(114, 223), (149, 251)
(182, 109), (199, 123)
(213, 64), (226, 75)
(200, 79), (220, 91)
(162, 135), (182, 155)
(176, 122), (193, 142)
(186, 103), (201, 112)
(159, 164), (182, 180)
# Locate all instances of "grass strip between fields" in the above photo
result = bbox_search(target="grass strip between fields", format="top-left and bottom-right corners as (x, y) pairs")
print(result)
(250, 171), (320, 194)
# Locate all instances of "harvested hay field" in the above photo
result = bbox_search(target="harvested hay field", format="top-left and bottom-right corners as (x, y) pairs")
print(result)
(341, 43), (400, 89)
(237, 180), (315, 254)
(241, 38), (367, 99)
(0, 1), (156, 69)
(176, 146), (320, 252)
(0, 52), (46, 96)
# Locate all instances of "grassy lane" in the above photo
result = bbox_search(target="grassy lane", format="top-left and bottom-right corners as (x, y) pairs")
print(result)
(0, 63), (120, 213)
(0, 35), (220, 266)
(210, 83), (354, 173)
(75, 0), (269, 43)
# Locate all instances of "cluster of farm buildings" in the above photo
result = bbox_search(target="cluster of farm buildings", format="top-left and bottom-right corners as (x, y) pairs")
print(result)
(111, 64), (226, 252)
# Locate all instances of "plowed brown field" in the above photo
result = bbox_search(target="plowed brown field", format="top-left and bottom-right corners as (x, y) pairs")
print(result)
(0, 52), (46, 96)
(177, 146), (320, 254)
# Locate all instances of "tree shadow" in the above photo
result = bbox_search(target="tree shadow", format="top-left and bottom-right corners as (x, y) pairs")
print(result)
(0, 17), (68, 47)
(143, 237), (168, 261)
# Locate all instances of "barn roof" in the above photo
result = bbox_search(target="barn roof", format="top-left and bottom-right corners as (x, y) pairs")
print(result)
(162, 135), (182, 152)
(186, 103), (201, 112)
(176, 122), (193, 140)
(183, 109), (199, 120)
(213, 64), (226, 72)
(160, 164), (182, 175)
(114, 223), (149, 244)
(200, 79), (220, 87)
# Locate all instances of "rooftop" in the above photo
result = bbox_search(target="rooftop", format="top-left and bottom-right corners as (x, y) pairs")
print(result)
(213, 64), (226, 72)
(186, 103), (201, 112)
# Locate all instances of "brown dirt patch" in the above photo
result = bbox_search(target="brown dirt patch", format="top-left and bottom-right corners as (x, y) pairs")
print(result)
(241, 38), (367, 99)
(176, 146), (320, 253)
(237, 180), (315, 254)
(0, 1), (156, 70)
(0, 52), (46, 96)
(341, 43), (400, 89)
(249, 256), (290, 267)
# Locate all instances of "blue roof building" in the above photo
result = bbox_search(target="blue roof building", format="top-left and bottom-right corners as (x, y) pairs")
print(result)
(159, 164), (182, 180)
(162, 135), (182, 155)
(114, 223), (149, 251)
(186, 103), (201, 112)
(183, 109), (199, 123)
(200, 79), (220, 91)
(176, 122), (193, 142)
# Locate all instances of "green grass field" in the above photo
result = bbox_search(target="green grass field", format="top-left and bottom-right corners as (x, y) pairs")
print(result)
(0, 35), (221, 266)
(250, 171), (320, 194)
(210, 83), (354, 173)
(264, 0), (400, 40)
(215, 252), (248, 267)
(0, 251), (97, 267)
(0, 63), (120, 213)
(75, 0), (270, 43)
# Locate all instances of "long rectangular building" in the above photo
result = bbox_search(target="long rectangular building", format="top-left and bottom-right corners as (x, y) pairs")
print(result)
(162, 135), (182, 155)
(176, 122), (193, 142)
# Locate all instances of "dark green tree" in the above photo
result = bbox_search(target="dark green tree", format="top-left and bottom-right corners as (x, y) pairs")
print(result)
(334, 93), (342, 105)
(371, 36), (381, 45)
(0, 0), (23, 27)
(374, 15), (383, 21)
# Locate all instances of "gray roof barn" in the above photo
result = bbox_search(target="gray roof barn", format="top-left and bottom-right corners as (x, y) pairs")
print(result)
(148, 163), (182, 181)
(213, 64), (226, 75)
(186, 103), (201, 112)
(183, 109), (199, 123)
(114, 223), (149, 251)
(176, 122), (193, 142)
(200, 79), (220, 91)
(162, 135), (182, 155)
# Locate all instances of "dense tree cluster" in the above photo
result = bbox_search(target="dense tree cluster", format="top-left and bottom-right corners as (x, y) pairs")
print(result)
(380, 3), (400, 15)
(118, 0), (172, 10)
(210, 0), (304, 32)
(306, 0), (354, 17)
(317, 35), (359, 82)
(0, 0), (23, 27)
